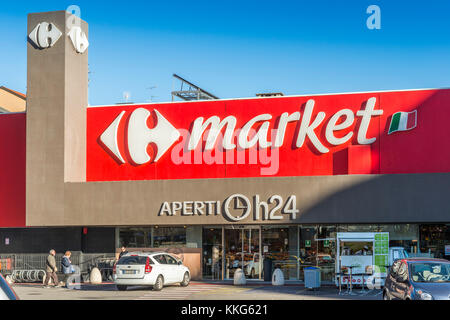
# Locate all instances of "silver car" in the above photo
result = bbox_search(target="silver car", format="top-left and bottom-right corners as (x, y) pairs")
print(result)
(113, 252), (190, 291)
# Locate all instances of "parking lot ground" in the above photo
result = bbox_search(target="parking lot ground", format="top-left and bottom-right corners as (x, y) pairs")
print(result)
(12, 281), (383, 300)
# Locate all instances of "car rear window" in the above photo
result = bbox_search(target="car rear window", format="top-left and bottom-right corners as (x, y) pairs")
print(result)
(117, 256), (151, 265)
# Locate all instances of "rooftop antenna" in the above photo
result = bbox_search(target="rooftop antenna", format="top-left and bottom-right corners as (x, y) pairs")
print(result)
(146, 86), (157, 102)
(123, 91), (131, 103)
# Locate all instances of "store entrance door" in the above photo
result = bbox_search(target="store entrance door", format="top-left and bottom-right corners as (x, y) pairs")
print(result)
(224, 226), (261, 280)
(299, 226), (336, 282)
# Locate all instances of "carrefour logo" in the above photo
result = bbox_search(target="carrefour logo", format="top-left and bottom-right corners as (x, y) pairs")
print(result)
(100, 108), (181, 165)
(99, 97), (418, 166)
(29, 22), (62, 49)
(28, 21), (89, 53)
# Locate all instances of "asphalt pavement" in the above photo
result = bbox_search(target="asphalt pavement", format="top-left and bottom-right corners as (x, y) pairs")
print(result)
(12, 282), (383, 300)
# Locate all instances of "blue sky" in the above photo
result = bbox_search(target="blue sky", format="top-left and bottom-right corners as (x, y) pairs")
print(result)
(1, 0), (450, 105)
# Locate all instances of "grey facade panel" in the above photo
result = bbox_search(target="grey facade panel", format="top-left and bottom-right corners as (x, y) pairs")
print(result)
(58, 173), (450, 227)
(297, 173), (450, 224)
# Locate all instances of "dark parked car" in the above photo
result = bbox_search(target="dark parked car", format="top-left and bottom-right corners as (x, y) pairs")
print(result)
(383, 258), (450, 300)
(0, 274), (19, 300)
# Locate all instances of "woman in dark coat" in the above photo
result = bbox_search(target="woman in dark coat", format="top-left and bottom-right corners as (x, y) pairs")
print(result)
(61, 251), (73, 287)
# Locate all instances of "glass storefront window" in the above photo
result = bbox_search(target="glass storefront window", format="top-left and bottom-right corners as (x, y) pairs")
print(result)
(224, 227), (261, 279)
(262, 227), (289, 259)
(316, 225), (336, 282)
(420, 224), (450, 259)
(337, 224), (420, 255)
(298, 226), (317, 281)
(122, 223), (449, 281)
(119, 228), (151, 247)
(243, 228), (260, 279)
(119, 227), (186, 248)
(262, 226), (292, 280)
(202, 228), (222, 280)
(152, 227), (186, 248)
(377, 224), (419, 254)
(346, 224), (378, 232)
(224, 228), (243, 279)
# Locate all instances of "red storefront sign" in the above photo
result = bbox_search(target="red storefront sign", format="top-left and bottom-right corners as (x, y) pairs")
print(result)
(87, 88), (450, 182)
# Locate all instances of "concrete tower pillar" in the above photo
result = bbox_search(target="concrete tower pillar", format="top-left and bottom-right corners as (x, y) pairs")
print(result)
(26, 11), (88, 226)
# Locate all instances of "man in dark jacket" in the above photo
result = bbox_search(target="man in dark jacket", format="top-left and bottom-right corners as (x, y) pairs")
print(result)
(44, 249), (59, 288)
(119, 247), (128, 260)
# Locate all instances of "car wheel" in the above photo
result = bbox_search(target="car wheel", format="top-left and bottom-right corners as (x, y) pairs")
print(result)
(180, 272), (190, 287)
(117, 285), (127, 291)
(153, 275), (164, 291)
(250, 269), (255, 279)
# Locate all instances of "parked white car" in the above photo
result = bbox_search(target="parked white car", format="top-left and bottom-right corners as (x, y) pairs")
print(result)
(245, 253), (262, 278)
(113, 252), (190, 291)
(229, 253), (262, 278)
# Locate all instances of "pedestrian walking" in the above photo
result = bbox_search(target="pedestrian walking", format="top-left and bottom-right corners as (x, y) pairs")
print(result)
(61, 251), (73, 287)
(44, 249), (59, 288)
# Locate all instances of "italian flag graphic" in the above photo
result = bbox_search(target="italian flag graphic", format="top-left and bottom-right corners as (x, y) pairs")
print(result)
(388, 110), (417, 134)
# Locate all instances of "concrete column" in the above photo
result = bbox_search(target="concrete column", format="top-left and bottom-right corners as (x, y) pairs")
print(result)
(288, 226), (298, 280)
(26, 11), (88, 226)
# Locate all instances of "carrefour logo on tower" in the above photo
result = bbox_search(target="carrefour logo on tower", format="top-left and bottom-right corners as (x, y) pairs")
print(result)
(28, 21), (89, 53)
(98, 96), (417, 166)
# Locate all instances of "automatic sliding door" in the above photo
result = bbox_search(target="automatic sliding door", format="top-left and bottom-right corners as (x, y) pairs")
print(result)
(224, 228), (242, 279)
(224, 227), (260, 280)
(243, 228), (260, 278)
(202, 228), (223, 280)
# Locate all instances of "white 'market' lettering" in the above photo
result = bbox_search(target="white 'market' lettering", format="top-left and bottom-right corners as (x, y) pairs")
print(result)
(274, 112), (301, 147)
(356, 97), (383, 144)
(189, 116), (236, 151)
(296, 99), (328, 153)
(238, 114), (273, 149)
(187, 97), (383, 154)
(325, 109), (355, 145)
(102, 97), (384, 166)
